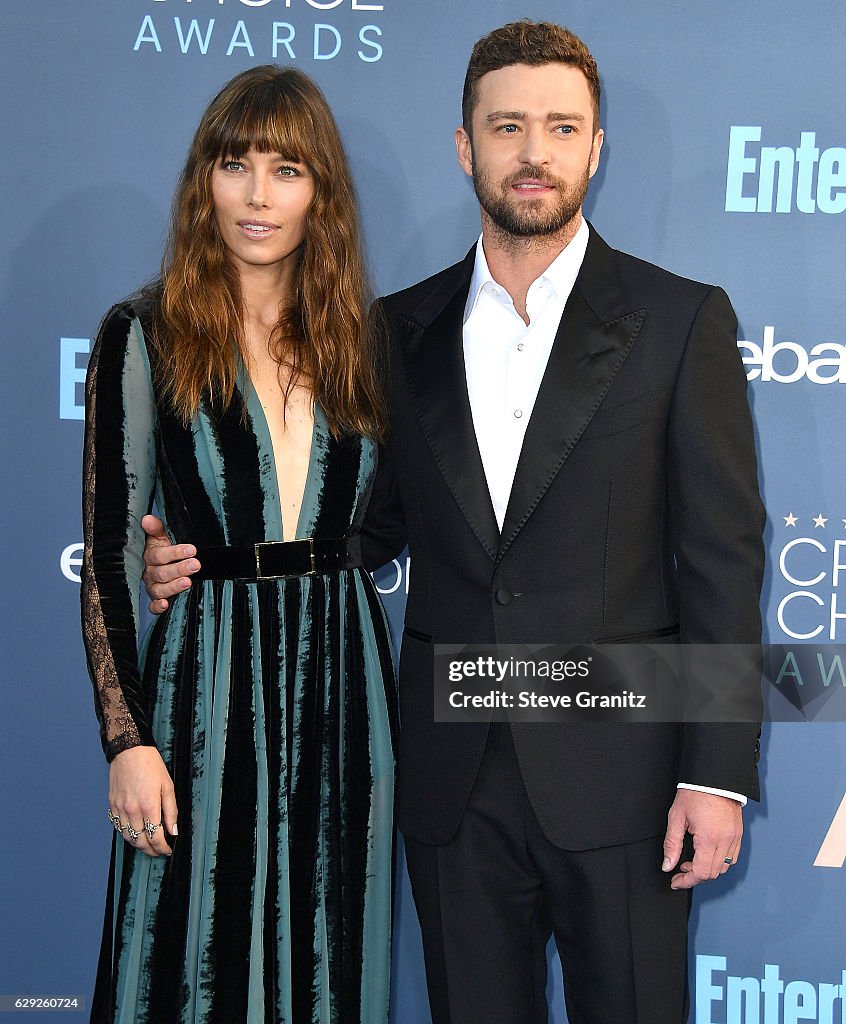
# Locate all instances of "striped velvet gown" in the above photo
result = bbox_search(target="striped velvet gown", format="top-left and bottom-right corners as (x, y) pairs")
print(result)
(82, 296), (397, 1023)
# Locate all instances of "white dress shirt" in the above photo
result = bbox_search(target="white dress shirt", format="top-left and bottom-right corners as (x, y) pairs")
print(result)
(463, 220), (589, 531)
(461, 221), (745, 807)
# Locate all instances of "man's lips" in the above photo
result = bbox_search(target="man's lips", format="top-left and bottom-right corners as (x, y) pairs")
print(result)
(510, 179), (555, 193)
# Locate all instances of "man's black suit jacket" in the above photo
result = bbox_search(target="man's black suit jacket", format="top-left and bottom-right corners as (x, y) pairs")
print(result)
(363, 225), (765, 851)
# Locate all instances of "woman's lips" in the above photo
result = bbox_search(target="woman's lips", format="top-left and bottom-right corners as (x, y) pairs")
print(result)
(237, 220), (279, 239)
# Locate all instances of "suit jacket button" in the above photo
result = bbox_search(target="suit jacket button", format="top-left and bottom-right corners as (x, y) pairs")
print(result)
(495, 589), (513, 606)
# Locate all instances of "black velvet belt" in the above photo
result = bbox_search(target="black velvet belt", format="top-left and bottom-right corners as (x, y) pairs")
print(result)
(194, 535), (362, 581)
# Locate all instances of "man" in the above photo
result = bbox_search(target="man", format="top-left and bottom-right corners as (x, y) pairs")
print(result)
(144, 21), (764, 1023)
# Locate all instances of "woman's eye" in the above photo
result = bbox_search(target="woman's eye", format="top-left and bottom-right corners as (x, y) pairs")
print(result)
(221, 159), (243, 172)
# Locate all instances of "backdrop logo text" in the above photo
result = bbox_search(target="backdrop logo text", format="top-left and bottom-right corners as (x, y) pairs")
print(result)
(133, 0), (385, 61)
(739, 327), (846, 384)
(774, 515), (846, 641)
(725, 126), (845, 214)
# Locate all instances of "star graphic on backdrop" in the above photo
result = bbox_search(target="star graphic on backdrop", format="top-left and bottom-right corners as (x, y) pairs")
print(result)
(813, 514), (828, 528)
(784, 513), (798, 527)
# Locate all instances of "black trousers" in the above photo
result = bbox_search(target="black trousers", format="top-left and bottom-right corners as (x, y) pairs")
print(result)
(403, 724), (691, 1024)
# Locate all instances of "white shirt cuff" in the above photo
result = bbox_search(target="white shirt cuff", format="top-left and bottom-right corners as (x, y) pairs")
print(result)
(677, 783), (747, 806)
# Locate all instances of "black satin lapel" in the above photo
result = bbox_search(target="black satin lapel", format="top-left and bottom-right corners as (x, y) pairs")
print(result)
(402, 287), (500, 560)
(498, 290), (645, 557)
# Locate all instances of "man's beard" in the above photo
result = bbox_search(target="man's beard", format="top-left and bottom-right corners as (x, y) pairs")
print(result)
(472, 163), (590, 239)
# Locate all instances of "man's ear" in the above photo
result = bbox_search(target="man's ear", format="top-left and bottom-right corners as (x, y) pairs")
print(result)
(588, 128), (604, 179)
(455, 126), (473, 178)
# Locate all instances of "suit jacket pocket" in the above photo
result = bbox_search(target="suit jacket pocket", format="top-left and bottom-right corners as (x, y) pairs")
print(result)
(579, 388), (657, 440)
(403, 625), (433, 644)
(593, 624), (680, 644)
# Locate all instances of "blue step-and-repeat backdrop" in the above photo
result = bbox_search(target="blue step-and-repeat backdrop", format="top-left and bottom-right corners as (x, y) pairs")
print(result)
(1, 2), (844, 1021)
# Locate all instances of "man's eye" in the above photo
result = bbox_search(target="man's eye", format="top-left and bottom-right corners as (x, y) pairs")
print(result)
(499, 124), (519, 134)
(555, 125), (575, 134)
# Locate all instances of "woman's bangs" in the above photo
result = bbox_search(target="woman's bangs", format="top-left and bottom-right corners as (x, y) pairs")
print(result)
(210, 83), (308, 164)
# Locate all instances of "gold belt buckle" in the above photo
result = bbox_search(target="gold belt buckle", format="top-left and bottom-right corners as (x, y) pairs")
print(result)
(254, 541), (270, 580)
(305, 537), (317, 575)
(254, 538), (317, 580)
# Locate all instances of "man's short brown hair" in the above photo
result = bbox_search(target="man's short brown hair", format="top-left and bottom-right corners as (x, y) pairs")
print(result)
(462, 20), (601, 136)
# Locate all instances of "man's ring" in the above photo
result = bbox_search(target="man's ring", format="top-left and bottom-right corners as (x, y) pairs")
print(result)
(144, 820), (162, 840)
(107, 810), (122, 831)
(125, 823), (141, 844)
(723, 857), (733, 865)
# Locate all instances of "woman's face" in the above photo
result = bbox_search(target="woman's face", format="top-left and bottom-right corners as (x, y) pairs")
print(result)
(211, 147), (315, 280)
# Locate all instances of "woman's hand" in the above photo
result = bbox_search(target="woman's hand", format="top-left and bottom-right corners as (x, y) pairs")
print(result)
(108, 746), (178, 857)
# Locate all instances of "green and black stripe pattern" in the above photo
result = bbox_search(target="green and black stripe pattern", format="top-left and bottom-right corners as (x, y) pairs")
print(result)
(82, 297), (396, 1023)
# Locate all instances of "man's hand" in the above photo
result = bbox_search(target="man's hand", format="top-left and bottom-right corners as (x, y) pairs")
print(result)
(141, 514), (200, 614)
(662, 789), (742, 890)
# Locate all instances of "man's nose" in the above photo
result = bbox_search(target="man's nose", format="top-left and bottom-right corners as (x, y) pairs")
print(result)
(518, 125), (552, 166)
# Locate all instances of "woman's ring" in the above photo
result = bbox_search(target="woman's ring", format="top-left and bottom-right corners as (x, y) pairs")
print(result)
(144, 820), (162, 840)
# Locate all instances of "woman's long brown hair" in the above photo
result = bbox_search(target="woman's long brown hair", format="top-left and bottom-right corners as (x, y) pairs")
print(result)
(153, 65), (386, 441)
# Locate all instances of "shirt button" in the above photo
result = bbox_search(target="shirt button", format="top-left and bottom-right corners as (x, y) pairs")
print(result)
(517, 343), (525, 352)
(513, 409), (523, 419)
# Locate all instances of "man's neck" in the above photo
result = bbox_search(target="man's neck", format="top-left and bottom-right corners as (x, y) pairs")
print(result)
(480, 211), (583, 324)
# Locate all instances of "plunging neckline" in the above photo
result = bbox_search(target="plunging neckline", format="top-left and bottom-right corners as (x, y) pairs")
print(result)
(243, 371), (320, 542)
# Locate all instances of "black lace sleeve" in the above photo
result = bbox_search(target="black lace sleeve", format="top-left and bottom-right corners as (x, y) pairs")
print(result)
(81, 302), (159, 761)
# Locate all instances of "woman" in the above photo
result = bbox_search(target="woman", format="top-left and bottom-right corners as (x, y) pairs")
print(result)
(82, 66), (396, 1023)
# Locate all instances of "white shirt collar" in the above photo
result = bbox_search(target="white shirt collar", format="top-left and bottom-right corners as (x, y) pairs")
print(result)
(464, 217), (590, 323)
